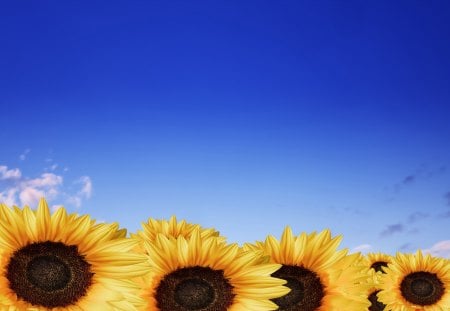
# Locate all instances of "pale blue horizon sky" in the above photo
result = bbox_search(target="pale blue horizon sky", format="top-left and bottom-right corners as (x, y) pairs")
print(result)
(1, 1), (450, 257)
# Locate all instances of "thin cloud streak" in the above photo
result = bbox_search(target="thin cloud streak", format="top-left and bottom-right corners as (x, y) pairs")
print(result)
(350, 244), (372, 254)
(445, 192), (450, 206)
(399, 243), (414, 252)
(402, 175), (415, 185)
(407, 212), (429, 224)
(380, 223), (404, 237)
(389, 165), (447, 196)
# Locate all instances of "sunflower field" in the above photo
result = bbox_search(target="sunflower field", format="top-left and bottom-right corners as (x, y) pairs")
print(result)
(0, 198), (449, 311)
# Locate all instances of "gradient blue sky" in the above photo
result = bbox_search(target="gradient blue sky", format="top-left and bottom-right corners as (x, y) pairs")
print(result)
(1, 1), (450, 257)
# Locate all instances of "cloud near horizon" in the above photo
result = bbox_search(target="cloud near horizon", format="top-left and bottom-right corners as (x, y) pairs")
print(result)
(0, 165), (22, 180)
(423, 240), (450, 259)
(350, 244), (373, 254)
(0, 164), (92, 209)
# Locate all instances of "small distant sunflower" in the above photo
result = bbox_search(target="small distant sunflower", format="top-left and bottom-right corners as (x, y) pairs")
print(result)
(378, 251), (450, 311)
(131, 215), (225, 253)
(368, 291), (385, 311)
(364, 271), (385, 311)
(364, 252), (393, 274)
(137, 228), (290, 310)
(132, 215), (222, 241)
(0, 199), (149, 310)
(362, 252), (393, 311)
(244, 227), (371, 311)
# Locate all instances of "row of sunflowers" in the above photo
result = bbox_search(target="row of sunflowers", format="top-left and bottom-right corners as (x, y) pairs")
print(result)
(0, 198), (448, 311)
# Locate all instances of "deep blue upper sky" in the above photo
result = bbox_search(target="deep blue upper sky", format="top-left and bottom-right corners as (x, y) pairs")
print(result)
(1, 1), (450, 257)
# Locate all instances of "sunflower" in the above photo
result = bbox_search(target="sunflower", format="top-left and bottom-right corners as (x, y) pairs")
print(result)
(364, 252), (393, 274)
(0, 198), (149, 310)
(361, 269), (386, 311)
(378, 250), (450, 311)
(1, 203), (128, 240)
(136, 227), (290, 310)
(244, 227), (371, 311)
(131, 215), (223, 241)
(361, 252), (393, 311)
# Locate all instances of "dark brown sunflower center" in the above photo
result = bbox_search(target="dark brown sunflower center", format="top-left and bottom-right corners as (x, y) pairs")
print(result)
(271, 265), (324, 311)
(155, 266), (235, 311)
(6, 241), (94, 308)
(370, 261), (388, 273)
(27, 255), (71, 291)
(175, 278), (214, 309)
(368, 290), (386, 311)
(400, 271), (445, 306)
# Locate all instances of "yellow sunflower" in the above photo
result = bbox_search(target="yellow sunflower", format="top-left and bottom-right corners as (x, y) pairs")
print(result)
(378, 250), (450, 311)
(244, 227), (371, 311)
(1, 203), (128, 240)
(361, 252), (393, 311)
(364, 252), (394, 274)
(131, 215), (223, 241)
(363, 270), (385, 311)
(0, 198), (149, 310)
(136, 227), (290, 310)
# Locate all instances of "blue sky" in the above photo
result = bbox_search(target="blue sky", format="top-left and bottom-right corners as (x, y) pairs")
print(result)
(1, 1), (450, 257)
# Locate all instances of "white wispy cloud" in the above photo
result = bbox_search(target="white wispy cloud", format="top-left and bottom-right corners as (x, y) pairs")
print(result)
(19, 187), (46, 207)
(66, 176), (93, 208)
(43, 159), (59, 172)
(51, 204), (64, 213)
(350, 244), (372, 254)
(0, 188), (18, 206)
(19, 149), (30, 161)
(78, 176), (92, 198)
(26, 173), (63, 189)
(66, 196), (83, 208)
(423, 240), (450, 259)
(0, 169), (63, 207)
(0, 164), (92, 209)
(0, 165), (22, 180)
